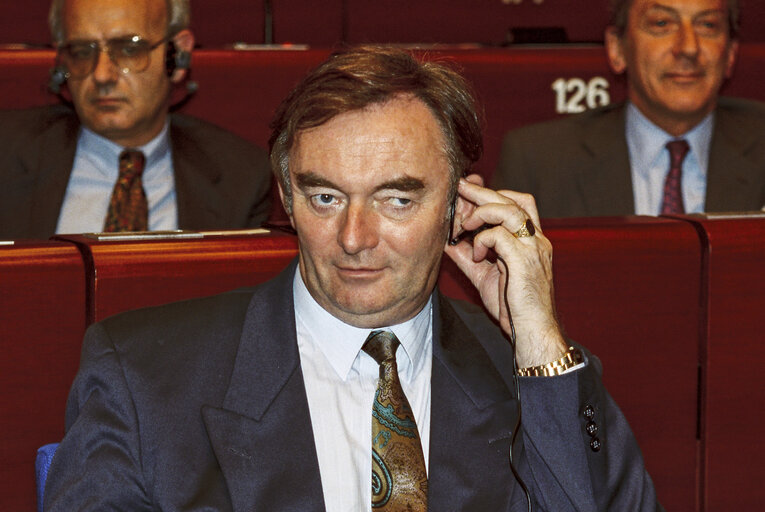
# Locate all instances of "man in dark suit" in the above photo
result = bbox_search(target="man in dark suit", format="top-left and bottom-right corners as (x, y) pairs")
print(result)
(493, 0), (765, 218)
(44, 47), (662, 511)
(0, 0), (271, 239)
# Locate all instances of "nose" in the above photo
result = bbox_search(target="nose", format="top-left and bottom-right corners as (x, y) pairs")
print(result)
(91, 47), (119, 84)
(674, 20), (700, 59)
(337, 203), (379, 255)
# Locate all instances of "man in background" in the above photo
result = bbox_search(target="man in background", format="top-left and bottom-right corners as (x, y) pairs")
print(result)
(0, 0), (271, 239)
(493, 0), (765, 218)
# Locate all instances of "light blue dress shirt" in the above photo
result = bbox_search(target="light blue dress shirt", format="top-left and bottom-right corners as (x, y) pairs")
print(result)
(55, 124), (178, 233)
(293, 269), (432, 512)
(625, 102), (714, 215)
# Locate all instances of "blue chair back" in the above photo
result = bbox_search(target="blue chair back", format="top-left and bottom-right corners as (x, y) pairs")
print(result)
(35, 443), (59, 512)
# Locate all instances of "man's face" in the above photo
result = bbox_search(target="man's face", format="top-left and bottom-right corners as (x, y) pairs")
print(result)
(606, 0), (738, 134)
(285, 96), (452, 328)
(62, 0), (172, 147)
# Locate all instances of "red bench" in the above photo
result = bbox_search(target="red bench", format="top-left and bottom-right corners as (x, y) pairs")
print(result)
(3, 0), (765, 46)
(0, 240), (86, 512)
(672, 213), (765, 511)
(53, 230), (299, 323)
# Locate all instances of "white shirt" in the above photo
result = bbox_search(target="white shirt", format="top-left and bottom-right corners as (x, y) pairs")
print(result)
(55, 123), (178, 233)
(625, 102), (714, 215)
(293, 269), (432, 512)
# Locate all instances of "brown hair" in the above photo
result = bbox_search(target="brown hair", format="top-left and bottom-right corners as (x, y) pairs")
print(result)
(608, 0), (739, 38)
(269, 45), (483, 213)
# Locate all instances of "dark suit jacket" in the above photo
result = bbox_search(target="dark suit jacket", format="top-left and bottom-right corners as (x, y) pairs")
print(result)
(0, 104), (272, 239)
(492, 98), (765, 218)
(44, 262), (660, 511)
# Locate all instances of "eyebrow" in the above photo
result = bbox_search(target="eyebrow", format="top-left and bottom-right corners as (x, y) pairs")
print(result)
(646, 4), (725, 17)
(294, 171), (425, 193)
(294, 172), (338, 190)
(372, 176), (425, 193)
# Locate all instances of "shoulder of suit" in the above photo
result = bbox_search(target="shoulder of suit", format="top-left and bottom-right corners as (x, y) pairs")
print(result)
(440, 294), (502, 338)
(169, 113), (266, 153)
(501, 102), (625, 142)
(0, 103), (78, 134)
(716, 96), (765, 123)
(98, 286), (258, 344)
(442, 294), (485, 317)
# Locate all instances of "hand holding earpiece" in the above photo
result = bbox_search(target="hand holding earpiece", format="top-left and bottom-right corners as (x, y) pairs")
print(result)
(444, 177), (567, 368)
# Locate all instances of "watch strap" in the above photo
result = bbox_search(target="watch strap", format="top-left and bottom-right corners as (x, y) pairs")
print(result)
(517, 346), (584, 377)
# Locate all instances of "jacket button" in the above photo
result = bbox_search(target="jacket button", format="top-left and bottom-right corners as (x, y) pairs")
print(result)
(583, 405), (595, 420)
(586, 421), (598, 437)
(590, 437), (602, 452)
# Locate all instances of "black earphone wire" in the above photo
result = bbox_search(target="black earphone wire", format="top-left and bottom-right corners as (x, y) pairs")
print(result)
(448, 199), (532, 511)
(497, 255), (532, 512)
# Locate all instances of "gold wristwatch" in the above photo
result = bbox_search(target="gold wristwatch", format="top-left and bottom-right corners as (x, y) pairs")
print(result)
(517, 346), (584, 377)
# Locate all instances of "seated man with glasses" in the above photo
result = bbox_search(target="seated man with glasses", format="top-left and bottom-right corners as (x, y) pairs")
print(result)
(0, 0), (272, 239)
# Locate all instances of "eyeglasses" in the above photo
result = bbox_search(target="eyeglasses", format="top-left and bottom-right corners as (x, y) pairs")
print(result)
(57, 35), (167, 79)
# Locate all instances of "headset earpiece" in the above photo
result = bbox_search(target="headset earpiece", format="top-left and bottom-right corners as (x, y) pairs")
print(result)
(165, 40), (191, 76)
(48, 65), (68, 94)
(175, 49), (191, 70)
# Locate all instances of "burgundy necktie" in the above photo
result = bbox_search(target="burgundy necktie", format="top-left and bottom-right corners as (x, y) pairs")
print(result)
(103, 149), (148, 232)
(661, 139), (690, 214)
(363, 330), (427, 511)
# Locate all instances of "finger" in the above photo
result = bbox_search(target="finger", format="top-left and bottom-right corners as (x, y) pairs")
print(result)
(464, 173), (484, 187)
(457, 180), (541, 232)
(495, 189), (542, 228)
(472, 226), (554, 282)
(453, 178), (543, 246)
(443, 237), (496, 288)
(457, 178), (513, 209)
(460, 201), (536, 245)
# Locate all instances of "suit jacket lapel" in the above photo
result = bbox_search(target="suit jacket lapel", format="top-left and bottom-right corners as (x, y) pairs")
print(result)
(26, 108), (79, 237)
(169, 117), (228, 229)
(706, 107), (765, 212)
(429, 296), (595, 512)
(427, 296), (526, 510)
(578, 105), (635, 216)
(202, 262), (326, 512)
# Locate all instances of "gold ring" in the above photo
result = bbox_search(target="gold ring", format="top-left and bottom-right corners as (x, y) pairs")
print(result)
(513, 219), (536, 238)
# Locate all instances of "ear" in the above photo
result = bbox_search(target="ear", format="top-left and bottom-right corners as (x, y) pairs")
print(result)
(169, 29), (194, 84)
(724, 39), (739, 79)
(605, 27), (627, 74)
(277, 181), (296, 229)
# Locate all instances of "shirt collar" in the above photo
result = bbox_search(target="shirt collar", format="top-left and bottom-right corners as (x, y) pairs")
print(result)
(293, 267), (432, 382)
(77, 121), (171, 179)
(625, 102), (715, 178)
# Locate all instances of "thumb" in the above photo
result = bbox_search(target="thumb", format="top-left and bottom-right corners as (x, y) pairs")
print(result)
(443, 242), (489, 289)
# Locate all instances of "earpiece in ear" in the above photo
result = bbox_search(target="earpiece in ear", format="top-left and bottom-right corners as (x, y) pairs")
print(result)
(174, 50), (191, 70)
(447, 197), (458, 244)
(47, 65), (68, 94)
(165, 40), (191, 75)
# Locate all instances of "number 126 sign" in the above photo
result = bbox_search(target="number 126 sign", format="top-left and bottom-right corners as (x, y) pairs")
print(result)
(551, 77), (611, 114)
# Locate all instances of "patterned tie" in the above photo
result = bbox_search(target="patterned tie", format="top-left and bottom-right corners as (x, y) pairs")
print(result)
(103, 149), (148, 232)
(362, 330), (427, 511)
(661, 139), (690, 214)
